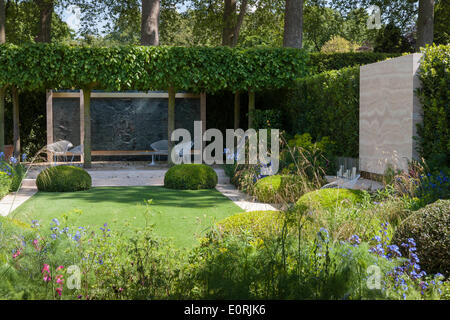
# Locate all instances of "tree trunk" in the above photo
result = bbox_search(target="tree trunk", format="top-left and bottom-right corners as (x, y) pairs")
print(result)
(283, 0), (304, 48)
(0, 0), (5, 44)
(222, 0), (248, 47)
(234, 91), (240, 130)
(168, 86), (175, 164)
(222, 0), (236, 46)
(0, 87), (5, 153)
(141, 0), (160, 46)
(36, 0), (53, 43)
(83, 89), (92, 168)
(416, 0), (435, 51)
(12, 87), (20, 158)
(248, 91), (255, 129)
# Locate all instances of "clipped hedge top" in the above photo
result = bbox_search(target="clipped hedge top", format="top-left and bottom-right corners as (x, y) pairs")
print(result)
(217, 210), (283, 238)
(36, 165), (92, 192)
(0, 44), (309, 93)
(296, 188), (368, 211)
(164, 164), (218, 190)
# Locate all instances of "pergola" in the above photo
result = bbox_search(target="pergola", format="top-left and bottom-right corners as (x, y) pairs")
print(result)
(46, 89), (206, 163)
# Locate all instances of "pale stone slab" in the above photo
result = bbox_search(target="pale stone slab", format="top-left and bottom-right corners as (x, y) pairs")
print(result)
(359, 54), (423, 175)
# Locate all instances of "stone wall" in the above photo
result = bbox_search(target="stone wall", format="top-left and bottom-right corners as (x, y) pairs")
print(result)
(359, 53), (423, 175)
(52, 92), (200, 152)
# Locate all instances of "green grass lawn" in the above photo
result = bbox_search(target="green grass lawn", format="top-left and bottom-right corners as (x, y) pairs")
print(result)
(10, 186), (242, 248)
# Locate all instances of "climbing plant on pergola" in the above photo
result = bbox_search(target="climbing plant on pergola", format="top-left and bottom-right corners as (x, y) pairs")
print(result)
(0, 43), (308, 167)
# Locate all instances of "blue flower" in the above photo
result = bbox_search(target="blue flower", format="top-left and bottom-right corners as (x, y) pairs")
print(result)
(52, 218), (60, 226)
(21, 154), (27, 162)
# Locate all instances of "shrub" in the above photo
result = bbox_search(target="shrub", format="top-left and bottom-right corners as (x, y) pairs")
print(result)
(0, 172), (11, 199)
(281, 133), (336, 175)
(253, 175), (308, 204)
(164, 164), (218, 190)
(216, 210), (283, 238)
(416, 44), (450, 170)
(36, 165), (92, 192)
(251, 109), (283, 130)
(296, 188), (368, 211)
(0, 156), (27, 192)
(392, 199), (450, 276)
(320, 36), (359, 53)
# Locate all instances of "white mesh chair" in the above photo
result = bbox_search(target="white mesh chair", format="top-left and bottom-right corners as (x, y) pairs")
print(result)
(173, 141), (194, 164)
(68, 145), (84, 165)
(149, 140), (169, 165)
(46, 140), (73, 164)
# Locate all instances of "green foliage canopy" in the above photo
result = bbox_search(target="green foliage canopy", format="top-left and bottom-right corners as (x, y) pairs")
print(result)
(0, 44), (308, 93)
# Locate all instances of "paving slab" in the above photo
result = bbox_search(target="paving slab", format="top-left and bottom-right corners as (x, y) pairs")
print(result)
(0, 188), (37, 217)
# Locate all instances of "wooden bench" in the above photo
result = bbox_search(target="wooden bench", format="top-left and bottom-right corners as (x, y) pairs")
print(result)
(64, 149), (201, 164)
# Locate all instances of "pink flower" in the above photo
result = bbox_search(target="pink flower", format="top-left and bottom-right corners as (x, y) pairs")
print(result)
(56, 275), (64, 285)
(43, 274), (51, 282)
(12, 248), (22, 259)
(56, 287), (62, 296)
(33, 239), (41, 251)
(56, 265), (64, 271)
(42, 264), (50, 273)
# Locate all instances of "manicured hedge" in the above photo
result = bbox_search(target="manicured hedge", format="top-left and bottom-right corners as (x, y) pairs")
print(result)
(253, 175), (308, 204)
(217, 210), (283, 238)
(0, 44), (309, 93)
(36, 165), (92, 192)
(164, 164), (218, 190)
(416, 44), (450, 170)
(392, 199), (450, 276)
(307, 52), (401, 74)
(296, 188), (368, 211)
(284, 66), (360, 157)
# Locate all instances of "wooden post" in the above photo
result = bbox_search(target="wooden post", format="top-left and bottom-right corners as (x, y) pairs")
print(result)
(234, 91), (240, 130)
(12, 87), (20, 158)
(80, 89), (85, 163)
(46, 90), (53, 162)
(0, 86), (5, 153)
(83, 88), (92, 168)
(168, 86), (175, 164)
(248, 90), (255, 129)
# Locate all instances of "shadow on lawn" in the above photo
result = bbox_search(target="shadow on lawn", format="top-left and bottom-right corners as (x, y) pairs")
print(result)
(33, 186), (236, 209)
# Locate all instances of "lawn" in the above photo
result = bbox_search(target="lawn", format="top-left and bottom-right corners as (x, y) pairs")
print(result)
(10, 186), (242, 248)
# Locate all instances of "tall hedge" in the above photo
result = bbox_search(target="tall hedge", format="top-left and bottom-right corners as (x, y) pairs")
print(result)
(283, 66), (360, 158)
(416, 44), (450, 170)
(0, 44), (309, 93)
(307, 52), (401, 74)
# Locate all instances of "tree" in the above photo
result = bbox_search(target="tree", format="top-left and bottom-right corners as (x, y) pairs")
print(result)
(283, 0), (303, 48)
(141, 0), (160, 45)
(222, 0), (248, 46)
(434, 0), (449, 45)
(35, 0), (54, 42)
(0, 0), (5, 43)
(416, 0), (435, 50)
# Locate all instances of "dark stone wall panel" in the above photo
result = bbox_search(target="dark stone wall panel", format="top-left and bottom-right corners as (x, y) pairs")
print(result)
(53, 98), (80, 146)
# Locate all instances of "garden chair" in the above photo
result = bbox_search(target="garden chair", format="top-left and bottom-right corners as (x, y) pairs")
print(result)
(67, 145), (84, 165)
(46, 140), (73, 165)
(173, 141), (194, 164)
(149, 140), (169, 165)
